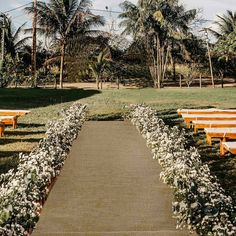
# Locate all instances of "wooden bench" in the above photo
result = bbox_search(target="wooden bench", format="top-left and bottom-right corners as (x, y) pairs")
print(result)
(221, 141), (236, 156)
(182, 114), (236, 128)
(0, 109), (31, 116)
(0, 122), (5, 136)
(0, 110), (30, 129)
(0, 116), (17, 129)
(204, 128), (236, 146)
(177, 108), (236, 116)
(192, 120), (236, 133)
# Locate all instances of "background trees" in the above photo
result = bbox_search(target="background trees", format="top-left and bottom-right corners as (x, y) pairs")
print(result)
(211, 10), (236, 82)
(0, 15), (31, 87)
(25, 0), (105, 88)
(0, 1), (235, 89)
(89, 47), (111, 89)
(119, 0), (197, 88)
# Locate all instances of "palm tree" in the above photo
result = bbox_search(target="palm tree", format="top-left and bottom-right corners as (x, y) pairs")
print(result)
(210, 11), (236, 78)
(0, 15), (31, 59)
(209, 10), (236, 39)
(119, 0), (197, 88)
(89, 47), (111, 89)
(25, 0), (105, 88)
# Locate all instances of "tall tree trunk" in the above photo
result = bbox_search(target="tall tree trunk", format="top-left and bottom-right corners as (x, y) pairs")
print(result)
(220, 71), (224, 88)
(31, 0), (37, 88)
(157, 37), (162, 89)
(162, 45), (170, 85)
(59, 43), (65, 89)
(145, 35), (157, 88)
(100, 77), (103, 89)
(96, 76), (99, 89)
(170, 54), (176, 81)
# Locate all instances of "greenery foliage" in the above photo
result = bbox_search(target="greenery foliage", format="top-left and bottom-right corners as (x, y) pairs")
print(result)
(25, 0), (105, 88)
(130, 105), (236, 236)
(0, 103), (87, 234)
(119, 0), (197, 88)
(89, 47), (111, 89)
(211, 10), (236, 76)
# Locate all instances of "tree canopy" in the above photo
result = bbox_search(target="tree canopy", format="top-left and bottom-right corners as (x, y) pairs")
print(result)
(119, 0), (197, 88)
(25, 0), (105, 88)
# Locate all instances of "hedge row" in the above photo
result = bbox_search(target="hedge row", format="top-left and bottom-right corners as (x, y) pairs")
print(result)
(130, 104), (236, 236)
(0, 103), (87, 235)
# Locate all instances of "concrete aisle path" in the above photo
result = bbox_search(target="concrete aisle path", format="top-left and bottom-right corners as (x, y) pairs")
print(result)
(33, 121), (194, 236)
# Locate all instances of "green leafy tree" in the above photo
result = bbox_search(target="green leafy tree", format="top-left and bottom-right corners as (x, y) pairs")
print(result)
(210, 10), (236, 61)
(0, 15), (31, 59)
(119, 0), (197, 88)
(213, 28), (236, 62)
(25, 0), (105, 88)
(209, 10), (236, 39)
(0, 54), (25, 88)
(89, 48), (111, 89)
(210, 11), (236, 82)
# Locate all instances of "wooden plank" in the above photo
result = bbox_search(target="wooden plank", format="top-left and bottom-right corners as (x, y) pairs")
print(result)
(221, 141), (236, 156)
(204, 128), (236, 145)
(0, 109), (30, 116)
(177, 108), (236, 116)
(182, 114), (236, 128)
(192, 120), (236, 133)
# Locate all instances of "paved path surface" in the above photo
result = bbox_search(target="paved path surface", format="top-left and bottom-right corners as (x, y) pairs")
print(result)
(33, 121), (194, 236)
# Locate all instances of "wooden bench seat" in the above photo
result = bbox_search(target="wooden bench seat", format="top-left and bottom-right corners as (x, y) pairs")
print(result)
(192, 120), (236, 133)
(182, 114), (236, 128)
(0, 110), (30, 129)
(204, 128), (236, 146)
(0, 116), (17, 129)
(0, 109), (30, 116)
(177, 108), (236, 116)
(221, 141), (236, 156)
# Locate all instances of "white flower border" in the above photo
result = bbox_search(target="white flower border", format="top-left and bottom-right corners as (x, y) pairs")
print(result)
(130, 104), (236, 236)
(0, 102), (87, 235)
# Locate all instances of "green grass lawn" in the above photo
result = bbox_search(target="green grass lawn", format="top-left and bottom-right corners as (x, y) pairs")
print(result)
(0, 87), (235, 204)
(77, 87), (236, 118)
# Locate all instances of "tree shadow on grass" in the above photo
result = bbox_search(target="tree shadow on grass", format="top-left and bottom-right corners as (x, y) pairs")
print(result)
(17, 123), (45, 128)
(6, 129), (45, 136)
(0, 150), (30, 157)
(0, 151), (31, 174)
(0, 138), (42, 145)
(0, 88), (100, 109)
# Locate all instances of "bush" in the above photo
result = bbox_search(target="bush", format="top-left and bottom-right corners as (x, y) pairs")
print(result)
(0, 103), (87, 235)
(130, 105), (236, 236)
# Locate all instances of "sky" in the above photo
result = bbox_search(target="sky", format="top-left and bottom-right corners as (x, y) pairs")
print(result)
(0, 0), (235, 40)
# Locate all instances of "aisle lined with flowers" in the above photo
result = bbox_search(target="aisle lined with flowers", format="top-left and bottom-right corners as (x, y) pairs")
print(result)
(33, 121), (193, 236)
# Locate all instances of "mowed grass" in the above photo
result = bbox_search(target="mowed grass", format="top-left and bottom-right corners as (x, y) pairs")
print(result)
(78, 87), (236, 117)
(0, 88), (100, 173)
(0, 86), (236, 203)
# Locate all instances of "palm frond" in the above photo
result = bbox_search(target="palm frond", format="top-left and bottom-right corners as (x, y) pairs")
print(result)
(14, 36), (32, 50)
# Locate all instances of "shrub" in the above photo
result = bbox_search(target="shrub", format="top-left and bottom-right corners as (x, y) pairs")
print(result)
(0, 102), (87, 235)
(130, 104), (236, 236)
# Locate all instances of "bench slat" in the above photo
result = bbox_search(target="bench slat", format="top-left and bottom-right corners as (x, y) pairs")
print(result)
(221, 141), (236, 155)
(0, 110), (30, 116)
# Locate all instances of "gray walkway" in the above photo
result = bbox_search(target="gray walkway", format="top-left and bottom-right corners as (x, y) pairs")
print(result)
(33, 121), (194, 236)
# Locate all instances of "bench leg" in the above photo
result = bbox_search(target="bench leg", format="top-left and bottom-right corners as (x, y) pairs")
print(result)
(194, 125), (198, 134)
(0, 125), (5, 137)
(206, 134), (212, 146)
(186, 122), (191, 128)
(13, 118), (17, 129)
(220, 138), (226, 156)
